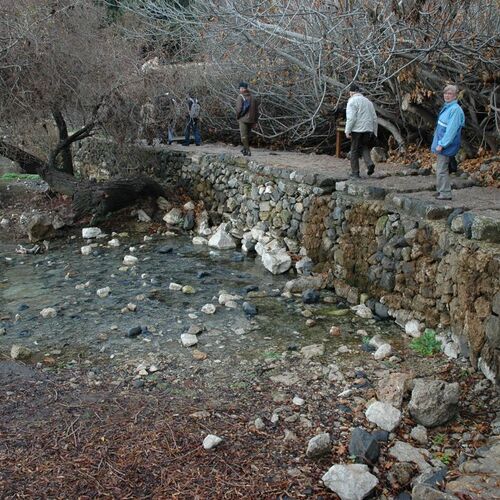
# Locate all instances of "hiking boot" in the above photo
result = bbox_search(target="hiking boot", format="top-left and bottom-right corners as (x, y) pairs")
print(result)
(349, 173), (360, 179)
(436, 194), (452, 200)
(367, 164), (375, 176)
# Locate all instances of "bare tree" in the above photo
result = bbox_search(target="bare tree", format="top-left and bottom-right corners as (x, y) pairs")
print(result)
(118, 0), (500, 152)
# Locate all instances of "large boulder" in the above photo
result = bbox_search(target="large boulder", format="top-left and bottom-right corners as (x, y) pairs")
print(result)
(349, 427), (380, 465)
(322, 464), (378, 500)
(408, 379), (459, 427)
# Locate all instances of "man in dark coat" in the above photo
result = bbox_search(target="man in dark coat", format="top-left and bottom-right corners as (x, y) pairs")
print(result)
(236, 82), (259, 156)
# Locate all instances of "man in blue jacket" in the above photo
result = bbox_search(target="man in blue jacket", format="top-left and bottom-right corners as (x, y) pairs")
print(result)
(431, 85), (465, 200)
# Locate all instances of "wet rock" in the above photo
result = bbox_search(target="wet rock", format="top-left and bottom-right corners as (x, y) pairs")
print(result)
(192, 236), (208, 245)
(389, 441), (432, 472)
(108, 238), (120, 247)
(40, 307), (57, 319)
(81, 245), (93, 255)
(27, 214), (55, 242)
(377, 372), (411, 408)
(197, 271), (211, 279)
(127, 326), (142, 338)
(182, 285), (196, 294)
(192, 350), (208, 361)
(365, 402), (402, 432)
(123, 255), (138, 266)
(96, 287), (111, 298)
(296, 257), (313, 275)
(208, 226), (237, 249)
(201, 303), (216, 314)
(169, 282), (182, 291)
(10, 344), (32, 360)
(82, 227), (102, 239)
(372, 430), (389, 442)
(322, 464), (378, 500)
(302, 289), (320, 304)
(408, 379), (459, 427)
(306, 432), (331, 458)
(242, 301), (257, 316)
(219, 293), (242, 305)
(349, 427), (380, 465)
(157, 246), (173, 254)
(330, 326), (341, 336)
(261, 249), (292, 275)
(181, 333), (198, 347)
(374, 302), (390, 319)
(285, 276), (323, 293)
(203, 434), (223, 450)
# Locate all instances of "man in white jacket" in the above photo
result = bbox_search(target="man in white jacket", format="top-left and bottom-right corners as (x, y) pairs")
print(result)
(345, 83), (378, 178)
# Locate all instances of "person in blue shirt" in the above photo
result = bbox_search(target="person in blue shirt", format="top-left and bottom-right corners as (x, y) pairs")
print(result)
(431, 85), (465, 200)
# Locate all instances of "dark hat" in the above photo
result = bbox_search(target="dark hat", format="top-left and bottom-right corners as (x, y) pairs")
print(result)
(349, 82), (360, 92)
(239, 81), (249, 89)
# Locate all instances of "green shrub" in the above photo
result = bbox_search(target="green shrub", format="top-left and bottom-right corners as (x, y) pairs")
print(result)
(409, 328), (442, 356)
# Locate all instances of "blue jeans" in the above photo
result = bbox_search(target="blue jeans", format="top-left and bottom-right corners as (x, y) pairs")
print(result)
(183, 119), (201, 145)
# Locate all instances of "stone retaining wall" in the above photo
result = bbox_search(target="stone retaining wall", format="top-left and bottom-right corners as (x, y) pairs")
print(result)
(75, 141), (500, 383)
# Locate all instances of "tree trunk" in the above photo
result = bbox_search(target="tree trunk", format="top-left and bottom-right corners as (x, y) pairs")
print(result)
(51, 110), (74, 175)
(0, 139), (166, 220)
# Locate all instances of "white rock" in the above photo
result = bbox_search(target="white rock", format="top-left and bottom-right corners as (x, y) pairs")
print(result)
(292, 396), (305, 406)
(368, 334), (386, 349)
(201, 303), (216, 314)
(261, 249), (292, 275)
(208, 228), (237, 249)
(444, 341), (460, 359)
(219, 293), (242, 305)
(254, 418), (266, 430)
(405, 319), (423, 337)
(192, 236), (208, 245)
(40, 307), (57, 318)
(136, 209), (151, 222)
(181, 333), (198, 347)
(351, 304), (373, 319)
(81, 245), (93, 255)
(365, 401), (402, 431)
(127, 303), (137, 312)
(169, 282), (183, 291)
(108, 238), (120, 247)
(183, 201), (195, 211)
(96, 287), (111, 298)
(224, 300), (238, 309)
(123, 255), (138, 266)
(373, 343), (392, 360)
(11, 344), (32, 360)
(163, 208), (183, 225)
(82, 227), (102, 239)
(203, 434), (223, 450)
(1, 218), (10, 228)
(322, 464), (378, 500)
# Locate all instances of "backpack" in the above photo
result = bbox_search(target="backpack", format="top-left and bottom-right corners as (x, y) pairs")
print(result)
(189, 100), (201, 119)
(239, 96), (251, 118)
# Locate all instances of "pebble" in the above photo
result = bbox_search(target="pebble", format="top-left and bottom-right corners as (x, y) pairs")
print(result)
(11, 344), (32, 360)
(127, 326), (142, 338)
(169, 282), (183, 291)
(201, 303), (216, 314)
(242, 302), (257, 316)
(40, 307), (57, 318)
(182, 285), (196, 294)
(192, 350), (208, 360)
(181, 333), (198, 347)
(108, 238), (120, 247)
(123, 255), (138, 266)
(203, 434), (223, 450)
(292, 396), (305, 406)
(96, 287), (111, 298)
(254, 417), (266, 430)
(330, 325), (341, 336)
(127, 303), (137, 312)
(81, 245), (93, 255)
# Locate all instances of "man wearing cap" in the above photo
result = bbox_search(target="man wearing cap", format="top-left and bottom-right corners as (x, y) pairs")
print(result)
(431, 84), (465, 200)
(236, 82), (259, 156)
(345, 83), (378, 178)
